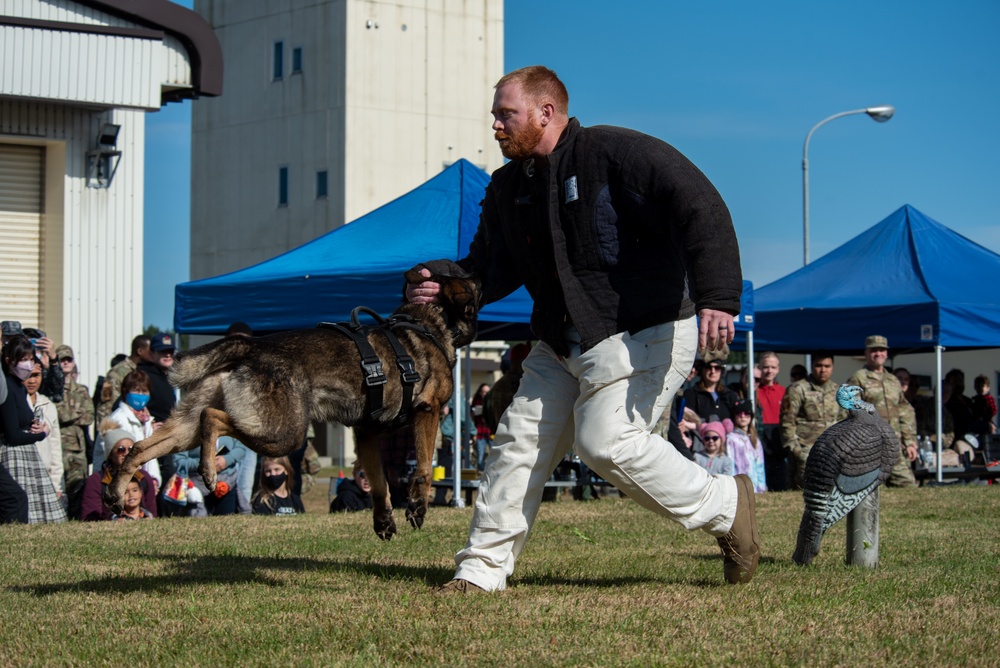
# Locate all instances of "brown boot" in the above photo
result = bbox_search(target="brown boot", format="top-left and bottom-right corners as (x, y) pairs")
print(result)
(436, 578), (487, 594)
(716, 473), (760, 584)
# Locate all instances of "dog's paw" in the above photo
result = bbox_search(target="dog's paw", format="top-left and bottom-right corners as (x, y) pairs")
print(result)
(373, 513), (398, 541)
(102, 490), (123, 515)
(406, 500), (427, 530)
(200, 468), (218, 492)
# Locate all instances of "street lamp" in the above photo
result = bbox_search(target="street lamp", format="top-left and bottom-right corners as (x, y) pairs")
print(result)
(802, 105), (895, 265)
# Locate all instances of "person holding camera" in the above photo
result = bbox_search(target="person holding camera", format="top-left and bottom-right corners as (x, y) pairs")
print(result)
(0, 334), (67, 523)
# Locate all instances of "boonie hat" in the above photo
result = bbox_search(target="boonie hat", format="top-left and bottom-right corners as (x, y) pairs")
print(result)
(150, 332), (176, 352)
(864, 335), (889, 349)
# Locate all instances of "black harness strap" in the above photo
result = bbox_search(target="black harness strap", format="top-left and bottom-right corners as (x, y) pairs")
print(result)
(318, 307), (447, 424)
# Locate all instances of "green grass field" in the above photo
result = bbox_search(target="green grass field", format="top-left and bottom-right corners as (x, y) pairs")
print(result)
(1, 484), (996, 667)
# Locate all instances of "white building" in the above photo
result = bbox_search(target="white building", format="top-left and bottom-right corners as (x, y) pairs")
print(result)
(0, 0), (223, 384)
(189, 0), (504, 281)
(189, 0), (504, 464)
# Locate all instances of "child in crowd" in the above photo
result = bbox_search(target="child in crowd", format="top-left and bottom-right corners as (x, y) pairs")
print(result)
(695, 420), (734, 476)
(678, 407), (704, 454)
(110, 477), (155, 520)
(726, 399), (767, 493)
(970, 374), (997, 436)
(330, 461), (373, 512)
(252, 456), (304, 515)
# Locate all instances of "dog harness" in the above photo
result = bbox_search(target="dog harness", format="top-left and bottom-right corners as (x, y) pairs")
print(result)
(317, 307), (450, 427)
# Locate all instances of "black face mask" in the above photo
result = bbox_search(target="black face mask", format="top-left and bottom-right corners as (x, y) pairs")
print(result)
(263, 473), (287, 490)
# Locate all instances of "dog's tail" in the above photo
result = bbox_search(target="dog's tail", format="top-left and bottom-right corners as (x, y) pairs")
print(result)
(168, 336), (255, 390)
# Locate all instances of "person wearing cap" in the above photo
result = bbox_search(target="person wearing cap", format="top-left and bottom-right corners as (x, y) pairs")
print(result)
(781, 352), (845, 490)
(847, 335), (918, 487)
(53, 344), (94, 519)
(97, 335), (151, 423)
(137, 333), (177, 425)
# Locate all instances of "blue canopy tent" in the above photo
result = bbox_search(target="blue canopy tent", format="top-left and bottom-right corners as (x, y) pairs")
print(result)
(174, 159), (534, 337)
(752, 205), (1000, 352)
(752, 204), (1000, 481)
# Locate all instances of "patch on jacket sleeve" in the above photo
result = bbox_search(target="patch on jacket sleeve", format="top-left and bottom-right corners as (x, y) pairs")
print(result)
(593, 184), (619, 266)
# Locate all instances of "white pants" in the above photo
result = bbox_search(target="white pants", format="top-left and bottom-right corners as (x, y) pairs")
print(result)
(454, 317), (738, 591)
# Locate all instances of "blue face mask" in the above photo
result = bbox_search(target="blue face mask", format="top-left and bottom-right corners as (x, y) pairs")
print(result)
(125, 393), (150, 411)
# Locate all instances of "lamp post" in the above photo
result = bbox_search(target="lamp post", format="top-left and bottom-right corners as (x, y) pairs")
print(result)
(802, 106), (895, 265)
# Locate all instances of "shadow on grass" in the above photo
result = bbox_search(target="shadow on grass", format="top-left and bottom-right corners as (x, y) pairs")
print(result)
(9, 552), (455, 597)
(517, 573), (726, 588)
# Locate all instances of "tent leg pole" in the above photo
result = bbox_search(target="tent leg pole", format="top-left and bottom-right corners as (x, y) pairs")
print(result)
(747, 331), (755, 416)
(935, 345), (945, 484)
(453, 352), (463, 506)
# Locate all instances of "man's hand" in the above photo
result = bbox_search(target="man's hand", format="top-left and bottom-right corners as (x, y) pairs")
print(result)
(697, 308), (735, 352)
(405, 267), (441, 304)
(905, 443), (918, 462)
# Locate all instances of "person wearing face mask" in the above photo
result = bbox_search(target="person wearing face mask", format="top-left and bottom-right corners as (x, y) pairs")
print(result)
(252, 456), (304, 515)
(96, 370), (161, 495)
(1, 335), (66, 523)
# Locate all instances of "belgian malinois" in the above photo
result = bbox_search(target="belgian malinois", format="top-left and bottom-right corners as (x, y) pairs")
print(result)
(105, 264), (479, 539)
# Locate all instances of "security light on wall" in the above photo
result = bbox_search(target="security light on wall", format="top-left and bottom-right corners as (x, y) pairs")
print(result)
(86, 123), (122, 188)
(97, 123), (121, 147)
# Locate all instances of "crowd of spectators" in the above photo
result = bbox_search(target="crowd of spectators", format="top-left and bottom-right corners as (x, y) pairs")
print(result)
(674, 335), (998, 493)
(0, 321), (320, 525)
(3, 320), (997, 526)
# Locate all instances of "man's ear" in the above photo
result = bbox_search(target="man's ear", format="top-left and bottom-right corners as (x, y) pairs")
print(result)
(538, 101), (555, 126)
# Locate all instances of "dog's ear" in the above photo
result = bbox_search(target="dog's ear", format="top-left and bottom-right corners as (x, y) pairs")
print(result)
(404, 268), (428, 285)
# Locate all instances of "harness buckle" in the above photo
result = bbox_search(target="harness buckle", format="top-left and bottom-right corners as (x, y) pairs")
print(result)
(361, 360), (386, 387)
(397, 359), (420, 385)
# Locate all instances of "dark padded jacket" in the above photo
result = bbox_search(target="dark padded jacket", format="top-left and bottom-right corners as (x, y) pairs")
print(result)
(459, 118), (742, 355)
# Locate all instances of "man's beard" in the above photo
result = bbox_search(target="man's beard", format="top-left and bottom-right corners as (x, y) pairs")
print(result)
(495, 118), (544, 160)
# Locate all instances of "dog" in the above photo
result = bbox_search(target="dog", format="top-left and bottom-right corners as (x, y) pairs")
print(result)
(104, 264), (480, 539)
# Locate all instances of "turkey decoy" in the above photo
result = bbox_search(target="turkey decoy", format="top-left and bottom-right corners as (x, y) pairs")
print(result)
(792, 384), (899, 565)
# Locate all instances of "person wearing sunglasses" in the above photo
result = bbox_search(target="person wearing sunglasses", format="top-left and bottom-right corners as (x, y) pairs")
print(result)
(683, 359), (737, 424)
(329, 461), (373, 513)
(81, 428), (156, 521)
(696, 421), (735, 476)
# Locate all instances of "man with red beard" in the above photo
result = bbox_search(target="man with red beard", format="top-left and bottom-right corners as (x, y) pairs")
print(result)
(406, 65), (755, 592)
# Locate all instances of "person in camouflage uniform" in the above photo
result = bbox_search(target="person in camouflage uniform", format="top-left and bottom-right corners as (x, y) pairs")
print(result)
(846, 335), (918, 487)
(781, 353), (845, 489)
(53, 345), (94, 519)
(96, 335), (150, 423)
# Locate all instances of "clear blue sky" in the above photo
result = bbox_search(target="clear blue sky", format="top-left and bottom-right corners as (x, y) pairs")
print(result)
(144, 0), (1000, 331)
